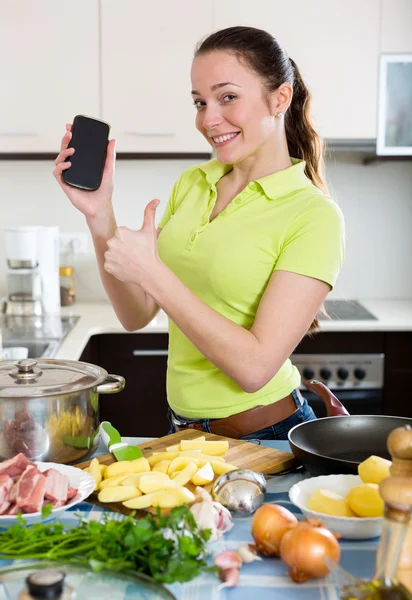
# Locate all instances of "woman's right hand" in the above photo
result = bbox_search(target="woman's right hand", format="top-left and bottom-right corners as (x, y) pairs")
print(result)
(53, 123), (116, 220)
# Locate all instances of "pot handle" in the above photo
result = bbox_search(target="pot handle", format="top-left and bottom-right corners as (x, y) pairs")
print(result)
(97, 374), (126, 394)
(303, 379), (350, 416)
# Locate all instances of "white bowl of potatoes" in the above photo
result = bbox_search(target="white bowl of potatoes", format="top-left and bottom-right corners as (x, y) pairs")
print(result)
(289, 456), (391, 540)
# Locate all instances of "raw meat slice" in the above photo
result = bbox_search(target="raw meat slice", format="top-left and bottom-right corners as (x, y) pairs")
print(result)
(15, 466), (40, 507)
(0, 474), (14, 504)
(44, 469), (69, 502)
(19, 474), (46, 513)
(0, 453), (30, 478)
(0, 501), (11, 515)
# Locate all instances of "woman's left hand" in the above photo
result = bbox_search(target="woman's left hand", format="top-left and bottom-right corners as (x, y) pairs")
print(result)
(104, 199), (160, 285)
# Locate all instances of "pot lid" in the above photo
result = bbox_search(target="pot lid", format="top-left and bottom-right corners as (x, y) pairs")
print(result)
(0, 359), (107, 398)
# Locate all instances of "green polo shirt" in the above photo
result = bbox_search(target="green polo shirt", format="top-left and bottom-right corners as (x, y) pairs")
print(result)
(157, 158), (345, 419)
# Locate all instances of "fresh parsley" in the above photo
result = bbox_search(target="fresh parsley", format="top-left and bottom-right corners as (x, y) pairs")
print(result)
(0, 505), (212, 584)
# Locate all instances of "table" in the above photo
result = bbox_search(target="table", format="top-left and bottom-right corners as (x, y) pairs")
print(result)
(0, 439), (379, 599)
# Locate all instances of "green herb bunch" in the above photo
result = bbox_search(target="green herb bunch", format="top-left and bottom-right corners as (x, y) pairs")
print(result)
(0, 506), (212, 584)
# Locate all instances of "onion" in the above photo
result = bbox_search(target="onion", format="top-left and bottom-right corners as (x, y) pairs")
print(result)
(251, 504), (298, 557)
(280, 519), (341, 583)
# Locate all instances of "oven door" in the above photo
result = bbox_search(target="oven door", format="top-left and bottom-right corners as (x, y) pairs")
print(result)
(303, 388), (384, 418)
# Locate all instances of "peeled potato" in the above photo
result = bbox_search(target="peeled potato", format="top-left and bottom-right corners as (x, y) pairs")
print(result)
(88, 458), (102, 491)
(98, 486), (141, 503)
(172, 462), (198, 486)
(139, 476), (180, 494)
(105, 458), (150, 478)
(180, 440), (229, 456)
(307, 489), (355, 517)
(347, 483), (384, 517)
(151, 486), (195, 508)
(211, 461), (237, 475)
(168, 456), (200, 474)
(148, 452), (179, 467)
(123, 492), (163, 509)
(152, 460), (172, 474)
(191, 462), (214, 486)
(358, 455), (392, 485)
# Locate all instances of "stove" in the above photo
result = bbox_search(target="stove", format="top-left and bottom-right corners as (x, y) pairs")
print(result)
(320, 299), (377, 321)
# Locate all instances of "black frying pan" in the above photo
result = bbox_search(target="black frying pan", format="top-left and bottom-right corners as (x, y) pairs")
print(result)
(288, 380), (412, 475)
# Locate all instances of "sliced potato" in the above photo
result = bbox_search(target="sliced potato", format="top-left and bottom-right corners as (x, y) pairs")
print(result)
(89, 458), (102, 491)
(105, 458), (150, 478)
(139, 477), (180, 494)
(191, 462), (214, 486)
(172, 462), (198, 486)
(152, 460), (172, 473)
(98, 486), (141, 503)
(211, 461), (237, 475)
(148, 452), (179, 467)
(168, 456), (200, 474)
(178, 451), (225, 463)
(123, 492), (163, 509)
(132, 457), (151, 470)
(99, 464), (108, 477)
(152, 487), (195, 508)
(99, 473), (131, 489)
(120, 475), (146, 488)
(180, 440), (229, 456)
(165, 444), (181, 453)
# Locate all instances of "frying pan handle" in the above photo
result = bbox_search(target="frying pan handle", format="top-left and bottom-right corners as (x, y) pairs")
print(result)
(304, 379), (350, 416)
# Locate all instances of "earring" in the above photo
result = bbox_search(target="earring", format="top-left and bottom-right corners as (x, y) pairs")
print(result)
(275, 111), (284, 118)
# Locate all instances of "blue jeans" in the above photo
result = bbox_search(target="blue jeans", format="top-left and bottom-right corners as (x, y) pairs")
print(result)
(167, 390), (316, 441)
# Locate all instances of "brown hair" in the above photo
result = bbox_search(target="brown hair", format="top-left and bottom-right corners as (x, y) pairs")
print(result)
(195, 26), (328, 334)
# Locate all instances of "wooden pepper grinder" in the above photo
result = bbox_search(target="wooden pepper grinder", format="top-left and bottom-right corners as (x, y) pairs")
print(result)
(385, 425), (412, 592)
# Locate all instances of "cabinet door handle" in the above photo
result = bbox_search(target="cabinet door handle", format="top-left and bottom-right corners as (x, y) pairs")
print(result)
(0, 131), (39, 136)
(133, 349), (168, 356)
(125, 130), (176, 137)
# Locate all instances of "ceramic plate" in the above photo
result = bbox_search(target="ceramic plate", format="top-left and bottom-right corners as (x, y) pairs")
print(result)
(0, 461), (95, 527)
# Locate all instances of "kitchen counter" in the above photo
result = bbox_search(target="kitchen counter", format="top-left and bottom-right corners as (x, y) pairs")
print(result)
(55, 299), (412, 361)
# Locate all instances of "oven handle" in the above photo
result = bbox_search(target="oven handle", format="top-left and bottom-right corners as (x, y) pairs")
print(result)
(132, 349), (168, 356)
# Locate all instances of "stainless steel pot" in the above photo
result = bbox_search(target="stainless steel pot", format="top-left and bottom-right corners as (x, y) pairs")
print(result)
(0, 358), (125, 464)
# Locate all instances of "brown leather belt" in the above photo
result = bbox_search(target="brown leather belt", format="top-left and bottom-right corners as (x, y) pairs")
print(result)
(172, 390), (302, 439)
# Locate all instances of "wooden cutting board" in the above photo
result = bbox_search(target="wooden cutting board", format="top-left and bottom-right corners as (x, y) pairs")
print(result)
(76, 429), (298, 517)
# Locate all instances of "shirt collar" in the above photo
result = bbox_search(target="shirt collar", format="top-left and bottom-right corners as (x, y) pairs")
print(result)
(198, 157), (312, 200)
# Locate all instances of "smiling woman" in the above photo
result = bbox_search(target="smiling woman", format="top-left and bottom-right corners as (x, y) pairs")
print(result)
(53, 25), (345, 442)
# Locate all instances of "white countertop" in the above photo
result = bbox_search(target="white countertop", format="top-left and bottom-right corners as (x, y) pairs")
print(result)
(55, 299), (412, 361)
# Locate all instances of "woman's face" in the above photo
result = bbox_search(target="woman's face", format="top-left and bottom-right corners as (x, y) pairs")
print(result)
(191, 51), (277, 164)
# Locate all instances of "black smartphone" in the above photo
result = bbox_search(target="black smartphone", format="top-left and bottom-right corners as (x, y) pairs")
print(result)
(62, 115), (110, 191)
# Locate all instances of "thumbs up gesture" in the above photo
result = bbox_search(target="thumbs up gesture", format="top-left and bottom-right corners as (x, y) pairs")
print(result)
(104, 199), (160, 284)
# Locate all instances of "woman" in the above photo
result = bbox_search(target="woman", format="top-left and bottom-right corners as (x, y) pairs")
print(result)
(53, 26), (345, 441)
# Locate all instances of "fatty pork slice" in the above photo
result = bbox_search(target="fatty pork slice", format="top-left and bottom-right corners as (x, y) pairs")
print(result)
(0, 474), (14, 514)
(13, 465), (41, 507)
(44, 469), (69, 503)
(0, 453), (31, 478)
(18, 473), (46, 514)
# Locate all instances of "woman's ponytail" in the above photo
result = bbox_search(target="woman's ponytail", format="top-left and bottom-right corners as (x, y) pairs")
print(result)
(286, 58), (328, 195)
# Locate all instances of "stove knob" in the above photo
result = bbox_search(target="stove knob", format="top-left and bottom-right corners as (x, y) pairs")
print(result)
(354, 368), (366, 381)
(320, 368), (332, 381)
(302, 367), (315, 380)
(337, 368), (349, 381)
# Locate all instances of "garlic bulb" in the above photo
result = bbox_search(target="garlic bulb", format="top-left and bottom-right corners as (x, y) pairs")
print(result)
(190, 486), (233, 540)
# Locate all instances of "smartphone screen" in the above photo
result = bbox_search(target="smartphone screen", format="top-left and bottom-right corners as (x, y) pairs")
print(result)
(63, 115), (110, 191)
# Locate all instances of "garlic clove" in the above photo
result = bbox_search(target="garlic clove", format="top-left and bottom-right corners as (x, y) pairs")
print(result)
(214, 550), (242, 570)
(237, 544), (262, 563)
(217, 567), (240, 590)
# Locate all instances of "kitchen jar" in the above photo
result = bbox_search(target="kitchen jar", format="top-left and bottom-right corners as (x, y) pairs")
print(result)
(59, 266), (75, 306)
(0, 358), (125, 464)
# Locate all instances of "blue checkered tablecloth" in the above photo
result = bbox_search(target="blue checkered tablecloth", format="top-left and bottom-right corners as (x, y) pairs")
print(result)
(0, 479), (378, 599)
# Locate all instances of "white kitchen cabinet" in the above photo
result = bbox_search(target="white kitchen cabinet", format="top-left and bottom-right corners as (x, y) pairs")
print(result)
(381, 0), (412, 52)
(0, 1), (100, 153)
(100, 0), (212, 154)
(213, 0), (381, 140)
